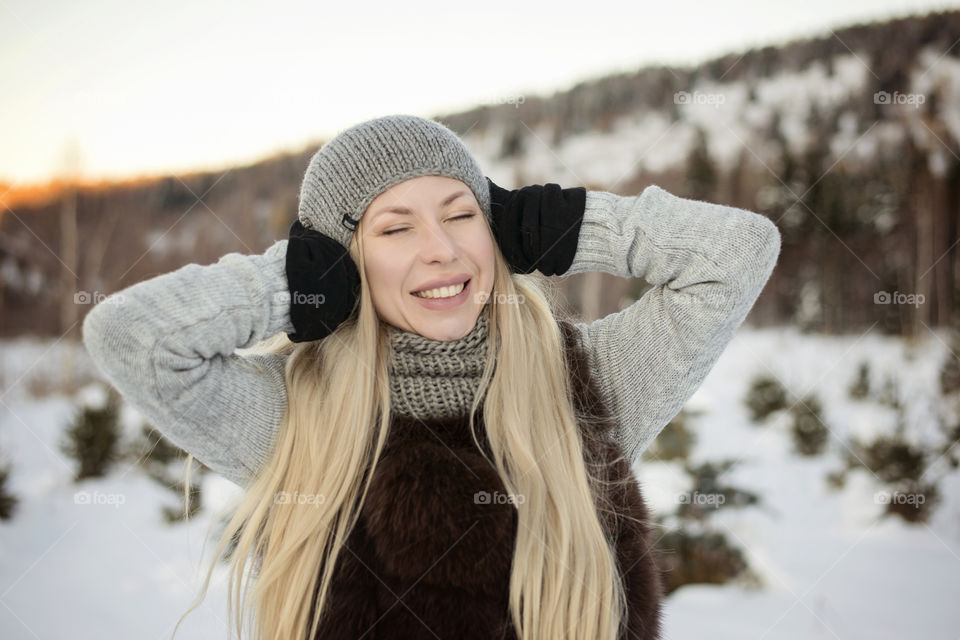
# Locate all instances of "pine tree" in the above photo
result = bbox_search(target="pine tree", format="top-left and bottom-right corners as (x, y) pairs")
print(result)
(683, 127), (717, 201)
(790, 394), (830, 456)
(60, 386), (122, 480)
(0, 452), (18, 520)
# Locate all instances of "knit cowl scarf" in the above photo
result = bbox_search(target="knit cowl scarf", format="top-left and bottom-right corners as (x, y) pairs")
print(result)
(386, 311), (491, 420)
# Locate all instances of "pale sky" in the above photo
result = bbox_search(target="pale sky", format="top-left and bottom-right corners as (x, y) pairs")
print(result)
(1, 0), (957, 186)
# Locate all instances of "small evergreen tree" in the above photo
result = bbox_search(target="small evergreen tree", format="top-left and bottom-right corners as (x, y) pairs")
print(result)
(745, 373), (788, 422)
(882, 480), (939, 523)
(654, 527), (753, 595)
(498, 125), (525, 159)
(875, 374), (901, 409)
(0, 452), (18, 520)
(128, 423), (186, 484)
(60, 385), (122, 481)
(163, 478), (203, 523)
(650, 455), (763, 593)
(127, 426), (211, 524)
(840, 408), (945, 524)
(939, 327), (960, 396)
(643, 409), (696, 462)
(848, 361), (871, 400)
(790, 394), (830, 456)
(683, 127), (717, 202)
(678, 460), (760, 520)
(847, 432), (926, 484)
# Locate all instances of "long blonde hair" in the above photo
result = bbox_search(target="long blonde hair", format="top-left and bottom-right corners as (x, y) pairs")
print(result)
(170, 212), (630, 639)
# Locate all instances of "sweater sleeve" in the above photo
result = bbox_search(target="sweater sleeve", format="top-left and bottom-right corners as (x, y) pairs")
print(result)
(80, 239), (294, 487)
(563, 185), (781, 467)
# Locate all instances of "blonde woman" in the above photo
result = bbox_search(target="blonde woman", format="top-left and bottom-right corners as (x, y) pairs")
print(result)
(82, 114), (781, 639)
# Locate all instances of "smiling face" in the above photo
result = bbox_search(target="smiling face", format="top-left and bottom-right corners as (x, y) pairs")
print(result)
(357, 175), (496, 341)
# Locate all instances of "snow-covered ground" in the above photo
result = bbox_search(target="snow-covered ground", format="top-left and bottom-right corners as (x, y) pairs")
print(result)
(642, 326), (960, 639)
(0, 325), (958, 639)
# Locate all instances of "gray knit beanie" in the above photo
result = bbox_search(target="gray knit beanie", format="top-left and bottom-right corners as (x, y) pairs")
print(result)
(296, 114), (492, 249)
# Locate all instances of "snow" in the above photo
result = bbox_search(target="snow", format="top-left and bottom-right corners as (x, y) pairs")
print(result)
(74, 382), (108, 410)
(463, 52), (898, 191)
(0, 341), (243, 639)
(1, 323), (959, 638)
(552, 112), (696, 187)
(635, 324), (960, 639)
(912, 46), (960, 156)
(0, 258), (45, 296)
(470, 110), (695, 193)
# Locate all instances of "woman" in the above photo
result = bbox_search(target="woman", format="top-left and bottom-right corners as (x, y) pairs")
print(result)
(82, 114), (781, 639)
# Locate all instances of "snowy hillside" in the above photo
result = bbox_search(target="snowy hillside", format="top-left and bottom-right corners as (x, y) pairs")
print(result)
(468, 48), (960, 190)
(1, 325), (957, 639)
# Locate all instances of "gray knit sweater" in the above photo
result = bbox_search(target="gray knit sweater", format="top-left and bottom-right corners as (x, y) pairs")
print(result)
(81, 185), (781, 488)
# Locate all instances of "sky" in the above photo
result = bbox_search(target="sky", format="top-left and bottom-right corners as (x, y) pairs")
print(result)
(1, 0), (958, 187)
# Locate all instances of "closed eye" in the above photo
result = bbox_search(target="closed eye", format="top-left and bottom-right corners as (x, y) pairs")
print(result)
(382, 213), (476, 236)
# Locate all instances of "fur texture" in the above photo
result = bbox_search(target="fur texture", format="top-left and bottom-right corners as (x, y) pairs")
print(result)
(308, 320), (664, 639)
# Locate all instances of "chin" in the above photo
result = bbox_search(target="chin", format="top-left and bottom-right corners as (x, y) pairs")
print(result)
(413, 312), (478, 342)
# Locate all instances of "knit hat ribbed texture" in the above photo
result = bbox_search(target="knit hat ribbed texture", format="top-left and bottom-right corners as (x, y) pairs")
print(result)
(297, 114), (492, 249)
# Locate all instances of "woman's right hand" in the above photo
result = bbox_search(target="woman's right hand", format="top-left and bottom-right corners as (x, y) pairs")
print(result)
(285, 219), (361, 342)
(486, 177), (586, 277)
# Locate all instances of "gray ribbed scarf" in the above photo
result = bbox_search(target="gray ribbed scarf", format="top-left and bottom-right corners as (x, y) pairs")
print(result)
(386, 312), (491, 419)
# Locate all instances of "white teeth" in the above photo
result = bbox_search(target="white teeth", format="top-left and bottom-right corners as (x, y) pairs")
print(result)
(413, 282), (466, 299)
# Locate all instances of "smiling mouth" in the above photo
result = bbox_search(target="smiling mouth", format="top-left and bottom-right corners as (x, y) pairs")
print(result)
(411, 278), (471, 299)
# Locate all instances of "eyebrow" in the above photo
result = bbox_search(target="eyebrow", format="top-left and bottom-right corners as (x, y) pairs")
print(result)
(371, 190), (471, 221)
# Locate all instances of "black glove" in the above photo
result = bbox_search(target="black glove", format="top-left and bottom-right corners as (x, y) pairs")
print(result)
(284, 219), (361, 343)
(486, 177), (586, 276)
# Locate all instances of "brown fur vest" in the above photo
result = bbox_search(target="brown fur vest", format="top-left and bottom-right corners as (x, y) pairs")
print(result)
(308, 320), (664, 639)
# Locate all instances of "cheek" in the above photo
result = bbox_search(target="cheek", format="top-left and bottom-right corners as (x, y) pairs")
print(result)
(471, 233), (496, 278)
(365, 251), (408, 296)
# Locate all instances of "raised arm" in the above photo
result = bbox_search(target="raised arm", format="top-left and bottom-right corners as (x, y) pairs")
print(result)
(564, 185), (781, 467)
(81, 239), (294, 487)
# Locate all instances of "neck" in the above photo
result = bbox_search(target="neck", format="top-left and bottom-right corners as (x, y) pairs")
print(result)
(386, 312), (491, 419)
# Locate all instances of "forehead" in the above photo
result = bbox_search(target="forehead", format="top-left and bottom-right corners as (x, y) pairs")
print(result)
(366, 178), (474, 222)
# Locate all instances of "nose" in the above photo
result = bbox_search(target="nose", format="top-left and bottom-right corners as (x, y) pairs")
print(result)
(416, 219), (459, 264)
